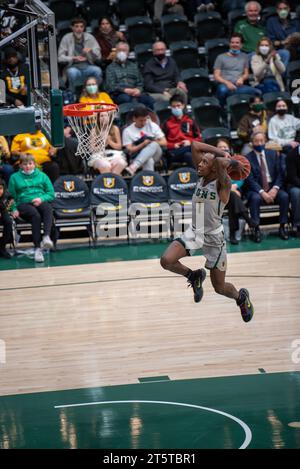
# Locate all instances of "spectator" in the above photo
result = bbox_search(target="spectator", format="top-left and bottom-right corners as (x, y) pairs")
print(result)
(10, 127), (60, 183)
(0, 135), (14, 184)
(88, 120), (127, 175)
(266, 1), (299, 65)
(245, 131), (289, 242)
(143, 41), (187, 103)
(237, 96), (268, 154)
(0, 48), (28, 106)
(234, 1), (265, 53)
(79, 76), (113, 104)
(9, 153), (55, 263)
(286, 145), (300, 237)
(58, 17), (102, 93)
(94, 17), (126, 66)
(105, 41), (154, 109)
(154, 0), (185, 22)
(0, 178), (13, 258)
(213, 33), (261, 107)
(56, 126), (84, 175)
(251, 37), (286, 94)
(268, 99), (300, 153)
(162, 94), (201, 168)
(216, 139), (255, 245)
(122, 105), (167, 175)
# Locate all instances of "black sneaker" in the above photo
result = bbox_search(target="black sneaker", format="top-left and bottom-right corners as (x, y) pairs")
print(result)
(187, 268), (206, 303)
(237, 288), (254, 322)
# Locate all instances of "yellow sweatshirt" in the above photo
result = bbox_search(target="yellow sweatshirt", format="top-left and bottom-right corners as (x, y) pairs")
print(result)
(10, 130), (52, 167)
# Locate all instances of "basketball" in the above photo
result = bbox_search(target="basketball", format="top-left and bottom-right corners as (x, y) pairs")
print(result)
(227, 154), (251, 181)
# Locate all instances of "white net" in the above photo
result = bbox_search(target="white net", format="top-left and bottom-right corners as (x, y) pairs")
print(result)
(64, 103), (117, 160)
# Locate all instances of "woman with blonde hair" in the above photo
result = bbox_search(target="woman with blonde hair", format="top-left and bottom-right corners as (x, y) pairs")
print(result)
(251, 37), (286, 94)
(79, 76), (113, 104)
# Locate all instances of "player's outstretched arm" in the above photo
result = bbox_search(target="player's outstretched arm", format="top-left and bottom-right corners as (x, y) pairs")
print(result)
(192, 141), (227, 167)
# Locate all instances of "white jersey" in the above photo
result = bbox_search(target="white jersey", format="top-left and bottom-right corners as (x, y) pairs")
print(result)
(192, 177), (225, 235)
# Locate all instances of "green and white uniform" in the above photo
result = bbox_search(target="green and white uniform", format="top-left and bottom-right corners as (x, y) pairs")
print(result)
(178, 177), (227, 270)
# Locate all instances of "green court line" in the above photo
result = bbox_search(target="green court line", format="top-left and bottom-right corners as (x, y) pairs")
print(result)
(1, 235), (300, 271)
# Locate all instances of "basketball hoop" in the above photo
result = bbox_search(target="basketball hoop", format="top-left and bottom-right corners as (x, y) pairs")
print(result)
(63, 102), (118, 160)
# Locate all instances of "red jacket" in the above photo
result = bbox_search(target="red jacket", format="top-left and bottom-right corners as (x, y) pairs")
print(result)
(162, 114), (202, 150)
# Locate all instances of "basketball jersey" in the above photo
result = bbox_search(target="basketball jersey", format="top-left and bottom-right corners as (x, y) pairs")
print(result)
(192, 178), (225, 235)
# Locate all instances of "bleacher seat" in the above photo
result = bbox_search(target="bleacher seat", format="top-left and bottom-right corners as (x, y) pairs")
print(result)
(80, 0), (111, 24)
(181, 68), (211, 99)
(134, 43), (153, 70)
(117, 0), (147, 22)
(53, 175), (94, 244)
(195, 11), (226, 44)
(205, 38), (230, 73)
(154, 101), (172, 126)
(128, 171), (170, 241)
(201, 127), (231, 144)
(169, 41), (199, 71)
(125, 16), (154, 47)
(191, 96), (222, 130)
(226, 94), (253, 130)
(90, 173), (129, 243)
(263, 91), (292, 112)
(161, 14), (190, 45)
(49, 0), (77, 23)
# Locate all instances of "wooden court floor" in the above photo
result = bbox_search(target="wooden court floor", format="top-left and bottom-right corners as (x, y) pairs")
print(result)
(0, 248), (300, 448)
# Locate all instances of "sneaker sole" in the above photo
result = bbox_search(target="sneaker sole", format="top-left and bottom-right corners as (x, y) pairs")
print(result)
(194, 269), (206, 303)
(42, 242), (53, 250)
(240, 289), (254, 322)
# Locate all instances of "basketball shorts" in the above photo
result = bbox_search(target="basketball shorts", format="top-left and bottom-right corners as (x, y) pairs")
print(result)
(176, 225), (227, 271)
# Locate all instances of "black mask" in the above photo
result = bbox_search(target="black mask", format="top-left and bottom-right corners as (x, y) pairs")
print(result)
(7, 63), (18, 70)
(155, 53), (166, 61)
(276, 109), (287, 115)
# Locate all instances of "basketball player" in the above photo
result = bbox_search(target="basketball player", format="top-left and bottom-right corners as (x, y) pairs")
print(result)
(160, 141), (254, 322)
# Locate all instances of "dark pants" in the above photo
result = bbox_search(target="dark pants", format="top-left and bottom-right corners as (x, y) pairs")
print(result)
(168, 146), (194, 168)
(247, 189), (289, 226)
(0, 163), (14, 184)
(113, 92), (155, 110)
(226, 191), (248, 234)
(41, 161), (60, 184)
(18, 202), (53, 247)
(0, 211), (13, 247)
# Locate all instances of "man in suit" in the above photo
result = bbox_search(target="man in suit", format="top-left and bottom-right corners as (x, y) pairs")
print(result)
(245, 131), (289, 242)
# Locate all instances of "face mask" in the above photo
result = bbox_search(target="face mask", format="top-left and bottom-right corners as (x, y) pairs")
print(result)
(229, 49), (241, 55)
(279, 9), (289, 20)
(86, 85), (98, 94)
(171, 107), (183, 118)
(276, 108), (287, 115)
(22, 169), (35, 175)
(116, 51), (127, 62)
(155, 53), (166, 61)
(253, 144), (265, 152)
(259, 46), (270, 56)
(251, 103), (265, 112)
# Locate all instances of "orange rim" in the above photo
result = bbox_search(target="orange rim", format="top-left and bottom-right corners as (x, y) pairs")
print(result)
(63, 102), (118, 117)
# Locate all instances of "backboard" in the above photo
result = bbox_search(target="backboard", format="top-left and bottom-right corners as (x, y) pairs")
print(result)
(0, 0), (64, 146)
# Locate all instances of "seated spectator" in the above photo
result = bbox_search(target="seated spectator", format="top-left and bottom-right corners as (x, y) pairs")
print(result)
(88, 121), (127, 175)
(237, 96), (268, 155)
(266, 1), (299, 65)
(105, 42), (154, 109)
(58, 17), (102, 93)
(245, 131), (289, 242)
(216, 139), (255, 245)
(213, 33), (261, 107)
(10, 126), (60, 183)
(154, 0), (185, 22)
(268, 100), (300, 153)
(56, 126), (84, 175)
(9, 153), (55, 263)
(0, 48), (28, 106)
(122, 105), (167, 175)
(162, 94), (201, 168)
(79, 76), (113, 104)
(143, 41), (187, 103)
(234, 1), (265, 54)
(251, 37), (286, 94)
(0, 178), (13, 258)
(0, 135), (14, 184)
(94, 17), (126, 67)
(286, 145), (300, 237)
